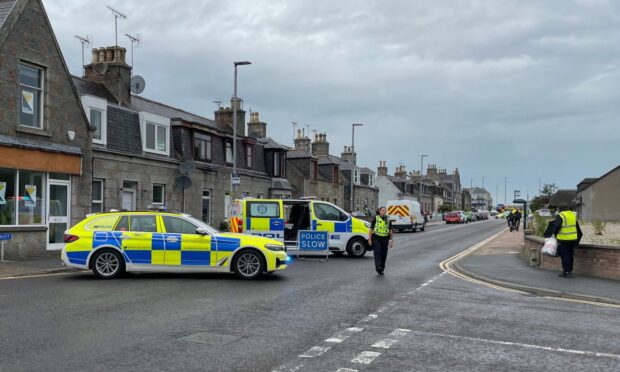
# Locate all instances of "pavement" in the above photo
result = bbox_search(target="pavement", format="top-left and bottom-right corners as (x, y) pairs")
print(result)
(0, 254), (78, 278)
(2, 220), (619, 371)
(454, 229), (620, 305)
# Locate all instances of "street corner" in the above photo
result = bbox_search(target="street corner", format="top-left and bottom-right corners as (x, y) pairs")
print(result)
(0, 256), (79, 279)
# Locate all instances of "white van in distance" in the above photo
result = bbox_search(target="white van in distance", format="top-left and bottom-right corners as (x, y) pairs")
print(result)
(386, 200), (426, 233)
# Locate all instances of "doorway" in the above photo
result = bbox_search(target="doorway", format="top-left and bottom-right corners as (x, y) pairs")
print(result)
(48, 181), (70, 250)
(122, 182), (137, 211)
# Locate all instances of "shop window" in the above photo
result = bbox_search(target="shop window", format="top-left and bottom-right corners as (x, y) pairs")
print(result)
(92, 179), (104, 213)
(19, 63), (44, 129)
(18, 170), (45, 225)
(0, 168), (16, 225)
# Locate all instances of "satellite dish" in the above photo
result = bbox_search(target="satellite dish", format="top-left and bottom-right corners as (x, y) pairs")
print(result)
(131, 75), (146, 94)
(178, 161), (195, 175)
(175, 176), (192, 190)
(94, 63), (108, 75)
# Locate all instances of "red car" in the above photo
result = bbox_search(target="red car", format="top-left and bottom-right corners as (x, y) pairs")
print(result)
(445, 212), (461, 224)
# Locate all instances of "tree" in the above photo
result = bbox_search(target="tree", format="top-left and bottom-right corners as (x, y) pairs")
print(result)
(540, 183), (558, 199)
(530, 183), (557, 211)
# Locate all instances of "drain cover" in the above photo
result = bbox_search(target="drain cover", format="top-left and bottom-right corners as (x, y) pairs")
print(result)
(182, 332), (242, 346)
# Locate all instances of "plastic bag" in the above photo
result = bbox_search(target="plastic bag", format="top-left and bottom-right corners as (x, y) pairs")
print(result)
(542, 237), (557, 257)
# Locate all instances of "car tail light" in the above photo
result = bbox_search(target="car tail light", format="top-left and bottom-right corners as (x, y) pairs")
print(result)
(64, 234), (79, 243)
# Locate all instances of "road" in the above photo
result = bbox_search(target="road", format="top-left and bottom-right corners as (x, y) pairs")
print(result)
(1, 220), (619, 371)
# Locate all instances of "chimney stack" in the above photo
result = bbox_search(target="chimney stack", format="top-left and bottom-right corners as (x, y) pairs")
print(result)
(311, 132), (330, 157)
(341, 145), (357, 164)
(377, 160), (388, 176)
(247, 111), (267, 139)
(214, 98), (246, 136)
(394, 165), (407, 179)
(295, 128), (311, 151)
(84, 46), (132, 106)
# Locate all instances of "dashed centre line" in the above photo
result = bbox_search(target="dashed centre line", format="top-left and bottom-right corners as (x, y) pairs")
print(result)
(299, 346), (331, 358)
(371, 339), (398, 349)
(351, 351), (381, 365)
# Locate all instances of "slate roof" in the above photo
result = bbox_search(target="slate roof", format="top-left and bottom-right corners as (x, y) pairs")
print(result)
(287, 149), (316, 159)
(257, 137), (288, 150)
(0, 134), (82, 155)
(470, 187), (490, 195)
(72, 76), (116, 103)
(0, 0), (16, 30)
(318, 156), (339, 165)
(549, 189), (578, 207)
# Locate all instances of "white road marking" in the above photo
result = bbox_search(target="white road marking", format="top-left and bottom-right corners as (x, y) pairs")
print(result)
(371, 339), (398, 349)
(272, 363), (304, 372)
(411, 330), (620, 360)
(347, 327), (364, 332)
(299, 345), (331, 358)
(336, 368), (358, 372)
(325, 337), (346, 343)
(351, 351), (381, 364)
(361, 314), (378, 322)
(390, 329), (411, 337)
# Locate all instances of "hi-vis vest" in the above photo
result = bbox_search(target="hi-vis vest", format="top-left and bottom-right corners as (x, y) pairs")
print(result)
(557, 211), (578, 241)
(374, 216), (389, 237)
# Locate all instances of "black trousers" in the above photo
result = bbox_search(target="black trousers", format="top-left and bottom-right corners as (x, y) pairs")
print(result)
(557, 240), (578, 274)
(372, 236), (390, 272)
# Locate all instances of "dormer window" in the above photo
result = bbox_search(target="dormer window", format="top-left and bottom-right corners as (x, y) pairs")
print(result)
(139, 112), (170, 156)
(81, 95), (108, 145)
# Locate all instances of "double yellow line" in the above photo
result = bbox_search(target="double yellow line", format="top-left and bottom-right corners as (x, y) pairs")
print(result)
(439, 229), (620, 308)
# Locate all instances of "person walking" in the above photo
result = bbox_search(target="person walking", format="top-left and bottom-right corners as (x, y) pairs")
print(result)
(554, 207), (583, 278)
(514, 209), (522, 231)
(368, 206), (394, 275)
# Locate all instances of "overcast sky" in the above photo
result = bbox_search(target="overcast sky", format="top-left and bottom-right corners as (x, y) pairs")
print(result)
(44, 0), (620, 204)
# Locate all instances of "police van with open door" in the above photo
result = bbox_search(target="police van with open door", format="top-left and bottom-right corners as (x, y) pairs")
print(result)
(230, 198), (371, 257)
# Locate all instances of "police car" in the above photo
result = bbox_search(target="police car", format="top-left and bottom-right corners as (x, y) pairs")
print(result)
(61, 212), (289, 280)
(229, 198), (371, 257)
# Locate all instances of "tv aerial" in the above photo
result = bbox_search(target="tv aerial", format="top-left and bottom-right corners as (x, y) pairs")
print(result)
(125, 33), (141, 69)
(74, 34), (92, 76)
(213, 100), (222, 109)
(130, 75), (146, 94)
(106, 5), (127, 46)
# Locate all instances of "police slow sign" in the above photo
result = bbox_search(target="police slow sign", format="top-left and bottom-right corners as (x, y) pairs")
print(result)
(298, 231), (328, 252)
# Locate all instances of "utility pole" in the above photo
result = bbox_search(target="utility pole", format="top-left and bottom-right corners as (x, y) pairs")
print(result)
(504, 177), (508, 205)
(231, 61), (252, 199)
(350, 123), (363, 212)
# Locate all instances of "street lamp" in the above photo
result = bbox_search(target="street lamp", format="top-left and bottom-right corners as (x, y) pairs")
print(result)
(350, 123), (363, 212)
(419, 154), (428, 211)
(231, 61), (251, 196)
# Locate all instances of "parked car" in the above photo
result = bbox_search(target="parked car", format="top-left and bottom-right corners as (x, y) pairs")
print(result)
(456, 211), (467, 223)
(444, 212), (461, 224)
(537, 209), (553, 217)
(466, 211), (477, 222)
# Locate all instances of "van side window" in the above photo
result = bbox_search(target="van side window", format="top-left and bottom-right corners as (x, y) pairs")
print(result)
(314, 203), (348, 221)
(247, 202), (280, 218)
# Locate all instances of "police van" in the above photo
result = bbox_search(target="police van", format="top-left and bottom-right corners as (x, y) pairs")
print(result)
(230, 198), (371, 257)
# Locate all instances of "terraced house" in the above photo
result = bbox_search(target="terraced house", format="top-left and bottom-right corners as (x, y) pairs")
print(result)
(0, 0), (92, 258)
(74, 45), (291, 229)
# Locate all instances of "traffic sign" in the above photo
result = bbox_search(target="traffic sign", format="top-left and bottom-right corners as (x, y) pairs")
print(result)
(298, 231), (328, 252)
(232, 176), (241, 186)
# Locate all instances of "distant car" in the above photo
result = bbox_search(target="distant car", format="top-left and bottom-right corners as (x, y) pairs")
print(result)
(465, 211), (476, 222)
(537, 209), (552, 217)
(456, 211), (467, 223)
(445, 212), (461, 224)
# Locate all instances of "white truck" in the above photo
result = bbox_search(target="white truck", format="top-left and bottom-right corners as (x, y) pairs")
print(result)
(386, 200), (426, 233)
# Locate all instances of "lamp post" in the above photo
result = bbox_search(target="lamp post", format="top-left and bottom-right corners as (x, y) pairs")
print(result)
(231, 61), (251, 197)
(419, 154), (428, 210)
(350, 123), (363, 212)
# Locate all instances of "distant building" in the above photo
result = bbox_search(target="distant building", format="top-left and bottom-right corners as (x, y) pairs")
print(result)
(470, 187), (493, 211)
(549, 189), (577, 211)
(576, 165), (620, 221)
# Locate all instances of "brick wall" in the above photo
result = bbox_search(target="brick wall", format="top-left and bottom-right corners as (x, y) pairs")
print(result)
(524, 236), (620, 280)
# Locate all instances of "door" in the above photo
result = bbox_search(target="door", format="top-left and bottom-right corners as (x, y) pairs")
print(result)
(311, 202), (351, 250)
(119, 215), (158, 264)
(122, 190), (136, 211)
(161, 216), (212, 266)
(244, 200), (284, 241)
(48, 181), (70, 250)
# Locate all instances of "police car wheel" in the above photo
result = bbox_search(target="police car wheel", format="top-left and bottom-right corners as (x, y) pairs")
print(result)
(91, 249), (125, 279)
(233, 250), (265, 280)
(346, 237), (367, 258)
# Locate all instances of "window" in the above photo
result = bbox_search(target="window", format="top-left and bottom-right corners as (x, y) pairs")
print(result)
(369, 173), (375, 187)
(18, 170), (45, 225)
(202, 190), (211, 223)
(225, 141), (234, 164)
(162, 216), (199, 234)
(92, 179), (104, 213)
(139, 112), (170, 155)
(81, 95), (107, 144)
(115, 215), (129, 231)
(85, 215), (119, 231)
(129, 216), (158, 232)
(247, 201), (280, 218)
(19, 63), (44, 128)
(153, 184), (165, 205)
(353, 169), (360, 184)
(194, 133), (212, 161)
(273, 152), (280, 176)
(224, 193), (231, 218)
(313, 202), (348, 221)
(0, 168), (16, 225)
(246, 145), (252, 168)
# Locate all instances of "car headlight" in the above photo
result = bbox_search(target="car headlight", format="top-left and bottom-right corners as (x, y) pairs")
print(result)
(265, 244), (285, 252)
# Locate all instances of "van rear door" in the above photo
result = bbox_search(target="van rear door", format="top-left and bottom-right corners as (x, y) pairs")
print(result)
(244, 200), (284, 241)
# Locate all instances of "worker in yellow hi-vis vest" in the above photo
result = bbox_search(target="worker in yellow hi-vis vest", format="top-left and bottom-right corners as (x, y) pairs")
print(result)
(368, 206), (394, 275)
(553, 206), (583, 278)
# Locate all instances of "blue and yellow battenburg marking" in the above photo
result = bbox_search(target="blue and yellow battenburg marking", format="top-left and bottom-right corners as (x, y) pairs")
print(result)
(311, 219), (352, 233)
(245, 218), (284, 232)
(66, 231), (242, 267)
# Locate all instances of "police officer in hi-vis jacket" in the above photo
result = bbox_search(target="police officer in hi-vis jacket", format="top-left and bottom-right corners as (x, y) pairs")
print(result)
(368, 207), (394, 275)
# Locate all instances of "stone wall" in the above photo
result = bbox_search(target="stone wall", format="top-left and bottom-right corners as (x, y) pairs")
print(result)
(523, 235), (620, 280)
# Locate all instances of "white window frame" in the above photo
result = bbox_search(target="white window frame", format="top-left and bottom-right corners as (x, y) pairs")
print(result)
(92, 178), (104, 212)
(353, 168), (360, 184)
(369, 173), (375, 187)
(81, 95), (108, 145)
(139, 112), (170, 156)
(19, 62), (45, 130)
(246, 144), (252, 169)
(152, 184), (165, 206)
(225, 141), (234, 164)
(273, 152), (280, 176)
